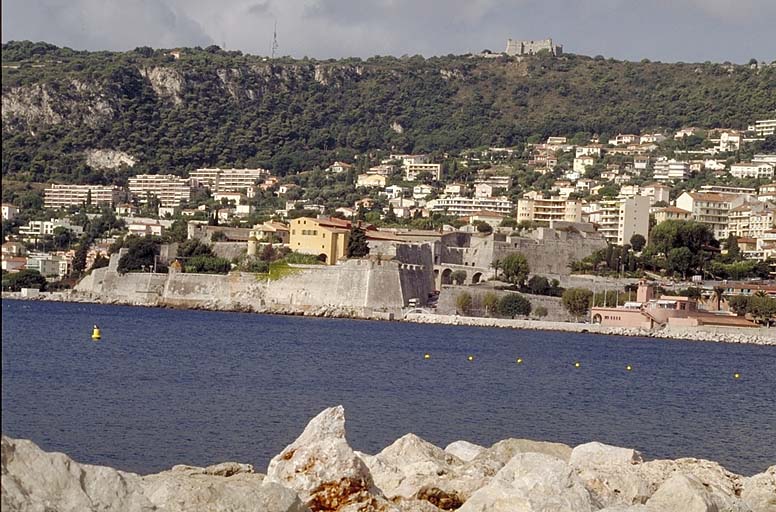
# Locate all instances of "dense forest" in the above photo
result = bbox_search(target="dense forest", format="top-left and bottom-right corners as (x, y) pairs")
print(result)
(2, 40), (775, 184)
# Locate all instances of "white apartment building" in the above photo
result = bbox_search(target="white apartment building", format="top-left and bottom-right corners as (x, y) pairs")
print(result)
(474, 173), (513, 189)
(382, 185), (406, 200)
(128, 174), (192, 207)
(474, 183), (494, 198)
(2, 203), (19, 221)
(516, 197), (582, 226)
(190, 168), (269, 192)
(612, 134), (638, 146)
(730, 162), (775, 179)
(444, 183), (467, 195)
(639, 133), (666, 144)
(676, 191), (749, 240)
(368, 164), (397, 176)
(728, 201), (775, 239)
(758, 183), (776, 203)
(594, 196), (650, 246)
(356, 174), (387, 188)
(634, 155), (651, 170)
(44, 184), (123, 209)
(753, 154), (776, 165)
(753, 119), (776, 137)
(718, 131), (741, 152)
(388, 154), (429, 165)
(25, 253), (69, 279)
(573, 156), (595, 173)
(404, 163), (442, 181)
(653, 159), (690, 181)
(19, 219), (84, 239)
(640, 182), (671, 204)
(427, 196), (513, 216)
(575, 146), (602, 158)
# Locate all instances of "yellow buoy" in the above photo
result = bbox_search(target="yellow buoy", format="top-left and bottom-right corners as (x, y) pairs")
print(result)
(467, 355), (474, 362)
(574, 361), (581, 368)
(734, 372), (741, 379)
(516, 357), (523, 364)
(626, 364), (633, 371)
(423, 353), (431, 360)
(91, 325), (101, 340)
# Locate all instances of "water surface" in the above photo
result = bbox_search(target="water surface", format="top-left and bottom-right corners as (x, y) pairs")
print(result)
(2, 299), (774, 475)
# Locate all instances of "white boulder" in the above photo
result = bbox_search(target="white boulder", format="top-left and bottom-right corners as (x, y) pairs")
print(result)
(266, 405), (396, 511)
(570, 441), (643, 468)
(645, 473), (718, 512)
(741, 465), (776, 512)
(457, 452), (595, 512)
(444, 441), (485, 462)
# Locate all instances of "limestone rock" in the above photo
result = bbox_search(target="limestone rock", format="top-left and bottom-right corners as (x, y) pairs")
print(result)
(646, 473), (719, 512)
(266, 405), (396, 511)
(457, 452), (595, 512)
(444, 441), (485, 462)
(741, 466), (776, 512)
(570, 441), (643, 468)
(141, 467), (308, 512)
(1, 436), (153, 512)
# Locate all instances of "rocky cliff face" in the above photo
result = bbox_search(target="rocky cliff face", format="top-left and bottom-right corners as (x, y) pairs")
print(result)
(2, 406), (774, 512)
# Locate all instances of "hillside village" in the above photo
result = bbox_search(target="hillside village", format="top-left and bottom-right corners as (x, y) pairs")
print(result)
(3, 118), (776, 329)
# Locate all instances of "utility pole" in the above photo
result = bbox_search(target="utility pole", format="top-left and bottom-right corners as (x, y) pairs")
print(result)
(271, 20), (278, 59)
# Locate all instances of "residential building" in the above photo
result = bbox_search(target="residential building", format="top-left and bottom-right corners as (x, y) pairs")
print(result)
(356, 174), (387, 188)
(674, 127), (700, 139)
(653, 158), (690, 181)
(326, 161), (354, 174)
(427, 196), (513, 216)
(703, 159), (727, 171)
(382, 185), (406, 200)
(753, 154), (776, 165)
(634, 156), (651, 170)
(546, 136), (567, 145)
(250, 221), (290, 244)
(190, 168), (269, 192)
(127, 221), (164, 237)
(1, 256), (26, 273)
(753, 119), (776, 137)
(213, 191), (244, 204)
(594, 196), (650, 246)
(676, 192), (748, 240)
(44, 184), (123, 209)
(575, 146), (603, 158)
(458, 210), (505, 228)
(444, 183), (467, 195)
(389, 154), (429, 165)
(612, 134), (639, 146)
(516, 197), (582, 226)
(335, 207), (355, 219)
(404, 163), (442, 181)
(640, 182), (671, 204)
(19, 219), (84, 239)
(474, 173), (512, 189)
(2, 203), (19, 221)
(288, 217), (354, 265)
(1, 241), (26, 257)
(718, 131), (741, 152)
(730, 162), (774, 179)
(700, 185), (756, 195)
(474, 183), (494, 198)
(639, 133), (666, 144)
(368, 164), (397, 176)
(573, 156), (595, 173)
(729, 202), (775, 239)
(413, 184), (433, 199)
(654, 206), (693, 224)
(26, 253), (69, 279)
(128, 174), (192, 207)
(758, 183), (776, 203)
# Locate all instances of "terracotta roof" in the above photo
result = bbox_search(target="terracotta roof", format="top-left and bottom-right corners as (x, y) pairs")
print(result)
(686, 192), (739, 202)
(657, 206), (692, 214)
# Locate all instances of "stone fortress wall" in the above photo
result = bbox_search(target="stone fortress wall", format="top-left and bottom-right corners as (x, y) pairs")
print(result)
(75, 243), (435, 314)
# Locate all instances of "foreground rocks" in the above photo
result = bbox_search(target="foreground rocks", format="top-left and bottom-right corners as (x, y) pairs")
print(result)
(2, 406), (775, 512)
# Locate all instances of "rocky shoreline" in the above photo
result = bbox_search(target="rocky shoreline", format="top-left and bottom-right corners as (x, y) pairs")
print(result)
(3, 291), (775, 346)
(2, 406), (774, 511)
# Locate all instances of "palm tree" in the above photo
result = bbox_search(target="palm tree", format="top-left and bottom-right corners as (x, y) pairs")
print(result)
(712, 286), (725, 311)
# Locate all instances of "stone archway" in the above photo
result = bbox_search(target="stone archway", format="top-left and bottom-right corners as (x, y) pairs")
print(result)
(317, 253), (328, 263)
(471, 272), (483, 284)
(441, 268), (453, 285)
(592, 314), (602, 324)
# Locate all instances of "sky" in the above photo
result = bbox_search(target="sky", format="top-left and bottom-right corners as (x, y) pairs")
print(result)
(3, 0), (776, 63)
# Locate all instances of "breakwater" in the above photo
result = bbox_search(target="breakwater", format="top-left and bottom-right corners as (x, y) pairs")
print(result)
(2, 406), (775, 511)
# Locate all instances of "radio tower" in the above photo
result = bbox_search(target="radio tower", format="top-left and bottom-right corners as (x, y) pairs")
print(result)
(271, 20), (278, 59)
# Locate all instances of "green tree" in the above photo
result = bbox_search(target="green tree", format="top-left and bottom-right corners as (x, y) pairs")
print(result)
(451, 270), (467, 285)
(3, 269), (47, 291)
(667, 247), (693, 278)
(562, 288), (593, 321)
(497, 293), (532, 318)
(166, 219), (189, 243)
(347, 225), (370, 258)
(384, 204), (398, 223)
(91, 254), (110, 270)
(475, 221), (493, 234)
(500, 253), (530, 287)
(482, 292), (499, 316)
(52, 227), (74, 251)
(72, 242), (88, 275)
(455, 292), (472, 315)
(117, 236), (160, 273)
(629, 234), (646, 252)
(527, 275), (550, 295)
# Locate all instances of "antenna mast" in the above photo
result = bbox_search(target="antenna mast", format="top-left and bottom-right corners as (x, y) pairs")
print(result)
(271, 20), (278, 59)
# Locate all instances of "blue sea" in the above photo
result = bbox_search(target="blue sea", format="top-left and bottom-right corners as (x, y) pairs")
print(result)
(2, 299), (775, 476)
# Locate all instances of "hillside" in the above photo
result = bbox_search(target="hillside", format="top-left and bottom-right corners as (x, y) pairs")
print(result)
(2, 41), (775, 184)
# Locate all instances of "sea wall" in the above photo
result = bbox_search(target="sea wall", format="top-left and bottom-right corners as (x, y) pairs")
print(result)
(3, 406), (774, 512)
(437, 285), (575, 321)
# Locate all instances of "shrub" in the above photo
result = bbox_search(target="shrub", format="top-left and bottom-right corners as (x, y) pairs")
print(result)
(482, 292), (499, 316)
(184, 255), (231, 274)
(497, 293), (531, 318)
(534, 306), (548, 318)
(562, 288), (593, 321)
(456, 292), (472, 315)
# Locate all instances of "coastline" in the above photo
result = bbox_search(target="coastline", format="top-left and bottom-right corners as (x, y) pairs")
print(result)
(4, 290), (774, 346)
